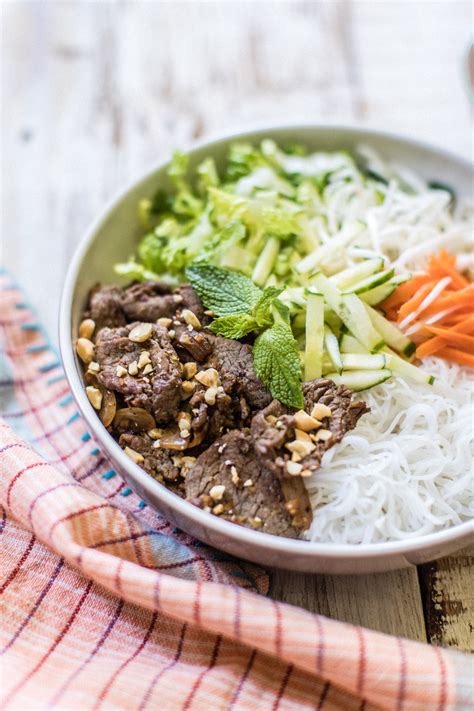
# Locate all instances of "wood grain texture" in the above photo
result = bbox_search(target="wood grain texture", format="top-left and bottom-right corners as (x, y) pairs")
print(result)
(1, 0), (472, 646)
(418, 545), (474, 652)
(270, 567), (427, 642)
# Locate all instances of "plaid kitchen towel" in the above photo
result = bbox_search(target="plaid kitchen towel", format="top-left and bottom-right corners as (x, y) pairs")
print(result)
(0, 271), (472, 711)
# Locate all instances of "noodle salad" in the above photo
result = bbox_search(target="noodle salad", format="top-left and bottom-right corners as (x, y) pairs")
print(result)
(114, 140), (473, 543)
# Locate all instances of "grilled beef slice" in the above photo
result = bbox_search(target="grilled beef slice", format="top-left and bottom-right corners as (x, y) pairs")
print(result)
(95, 323), (182, 423)
(211, 337), (272, 411)
(88, 285), (127, 331)
(185, 430), (311, 537)
(251, 379), (369, 478)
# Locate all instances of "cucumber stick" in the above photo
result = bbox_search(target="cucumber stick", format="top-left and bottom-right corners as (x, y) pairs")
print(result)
(364, 303), (415, 356)
(312, 272), (385, 352)
(324, 369), (392, 391)
(330, 258), (384, 289)
(345, 268), (394, 295)
(340, 353), (387, 370)
(324, 325), (343, 373)
(304, 293), (325, 380)
(359, 273), (412, 306)
(339, 333), (369, 354)
(383, 348), (435, 385)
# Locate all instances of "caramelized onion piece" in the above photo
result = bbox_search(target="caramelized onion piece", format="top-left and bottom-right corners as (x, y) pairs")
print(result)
(113, 407), (156, 433)
(100, 390), (116, 427)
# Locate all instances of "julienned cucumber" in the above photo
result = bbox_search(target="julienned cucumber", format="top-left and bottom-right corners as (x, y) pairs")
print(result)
(324, 325), (343, 373)
(340, 353), (387, 370)
(359, 273), (412, 306)
(363, 303), (415, 357)
(339, 333), (369, 354)
(330, 258), (384, 290)
(304, 292), (324, 380)
(344, 268), (394, 295)
(312, 272), (385, 352)
(296, 222), (364, 274)
(324, 369), (392, 391)
(384, 349), (435, 385)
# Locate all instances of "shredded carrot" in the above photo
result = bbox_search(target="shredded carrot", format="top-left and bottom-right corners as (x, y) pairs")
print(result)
(428, 252), (469, 289)
(397, 280), (438, 322)
(435, 347), (474, 368)
(425, 326), (474, 351)
(416, 337), (448, 359)
(389, 251), (473, 368)
(420, 286), (474, 319)
(380, 274), (432, 311)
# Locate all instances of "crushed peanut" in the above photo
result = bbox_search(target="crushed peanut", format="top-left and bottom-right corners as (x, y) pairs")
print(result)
(285, 439), (316, 457)
(295, 428), (312, 441)
(195, 368), (220, 388)
(265, 415), (277, 424)
(204, 387), (218, 405)
(316, 428), (332, 442)
(137, 351), (151, 368)
(116, 365), (128, 378)
(294, 410), (321, 432)
(76, 338), (95, 364)
(142, 363), (153, 375)
(243, 478), (253, 487)
(87, 361), (100, 373)
(168, 329), (176, 339)
(180, 429), (190, 438)
(148, 428), (162, 439)
(173, 294), (183, 304)
(86, 386), (102, 410)
(311, 403), (332, 420)
(209, 484), (225, 501)
(124, 446), (144, 464)
(204, 309), (214, 316)
(79, 318), (95, 340)
(183, 362), (197, 379)
(128, 322), (153, 343)
(301, 469), (312, 477)
(181, 381), (196, 397)
(157, 317), (172, 328)
(231, 468), (240, 485)
(128, 361), (139, 376)
(217, 443), (227, 454)
(212, 504), (225, 515)
(181, 309), (201, 329)
(286, 460), (303, 475)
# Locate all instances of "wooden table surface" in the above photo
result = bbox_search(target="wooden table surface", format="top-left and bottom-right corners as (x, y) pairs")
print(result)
(2, 1), (473, 652)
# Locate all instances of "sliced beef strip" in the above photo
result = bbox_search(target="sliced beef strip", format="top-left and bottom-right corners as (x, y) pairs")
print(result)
(251, 378), (369, 478)
(119, 433), (180, 482)
(95, 323), (182, 424)
(188, 386), (239, 441)
(185, 430), (310, 538)
(88, 285), (126, 331)
(121, 282), (178, 322)
(211, 337), (272, 412)
(120, 282), (210, 325)
(174, 326), (214, 362)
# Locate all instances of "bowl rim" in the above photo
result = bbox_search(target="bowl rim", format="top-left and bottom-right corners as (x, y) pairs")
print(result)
(59, 122), (474, 560)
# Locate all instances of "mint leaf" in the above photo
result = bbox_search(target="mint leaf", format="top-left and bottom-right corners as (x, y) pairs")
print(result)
(209, 314), (258, 339)
(253, 320), (304, 409)
(186, 263), (262, 316)
(252, 286), (282, 327)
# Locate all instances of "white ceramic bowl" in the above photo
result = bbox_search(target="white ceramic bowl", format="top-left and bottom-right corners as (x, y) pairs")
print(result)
(59, 125), (474, 574)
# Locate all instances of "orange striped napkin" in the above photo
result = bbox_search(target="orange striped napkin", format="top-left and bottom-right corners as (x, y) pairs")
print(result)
(0, 270), (472, 711)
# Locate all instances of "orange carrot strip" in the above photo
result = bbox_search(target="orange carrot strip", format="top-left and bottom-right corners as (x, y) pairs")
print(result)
(421, 290), (474, 319)
(425, 326), (474, 350)
(416, 337), (448, 358)
(442, 315), (474, 331)
(397, 280), (438, 322)
(435, 346), (474, 368)
(428, 254), (469, 289)
(381, 275), (432, 311)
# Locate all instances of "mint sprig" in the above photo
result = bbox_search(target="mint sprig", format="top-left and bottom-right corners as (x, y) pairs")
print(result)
(186, 263), (303, 408)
